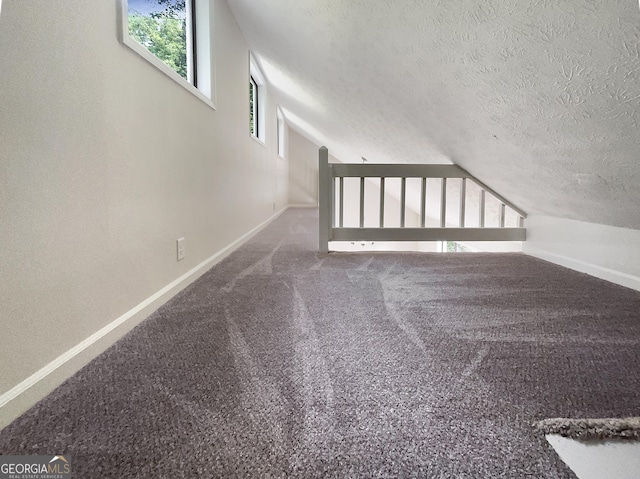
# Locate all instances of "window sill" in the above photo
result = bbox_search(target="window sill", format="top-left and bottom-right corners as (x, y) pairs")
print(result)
(121, 35), (216, 111)
(251, 134), (266, 147)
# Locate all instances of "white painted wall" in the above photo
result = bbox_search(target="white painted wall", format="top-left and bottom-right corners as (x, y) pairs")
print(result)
(0, 0), (288, 423)
(524, 216), (640, 291)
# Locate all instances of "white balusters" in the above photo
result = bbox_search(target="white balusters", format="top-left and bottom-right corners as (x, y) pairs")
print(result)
(440, 178), (447, 228)
(318, 147), (526, 253)
(459, 178), (466, 227)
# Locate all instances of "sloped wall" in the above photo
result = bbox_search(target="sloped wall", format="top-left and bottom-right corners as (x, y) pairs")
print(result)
(229, 0), (640, 233)
(0, 0), (288, 423)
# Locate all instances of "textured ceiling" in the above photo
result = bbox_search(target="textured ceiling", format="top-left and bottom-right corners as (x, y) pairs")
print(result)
(228, 0), (640, 229)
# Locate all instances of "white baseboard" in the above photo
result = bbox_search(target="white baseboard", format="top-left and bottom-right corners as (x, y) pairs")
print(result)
(0, 207), (290, 428)
(525, 246), (640, 292)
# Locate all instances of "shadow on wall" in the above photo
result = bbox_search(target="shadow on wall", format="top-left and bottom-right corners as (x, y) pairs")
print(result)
(289, 129), (319, 205)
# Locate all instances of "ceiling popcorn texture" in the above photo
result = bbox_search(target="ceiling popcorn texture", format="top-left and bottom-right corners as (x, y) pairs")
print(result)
(228, 0), (640, 229)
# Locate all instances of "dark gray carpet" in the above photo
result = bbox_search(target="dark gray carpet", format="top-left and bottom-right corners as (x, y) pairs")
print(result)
(2, 208), (640, 478)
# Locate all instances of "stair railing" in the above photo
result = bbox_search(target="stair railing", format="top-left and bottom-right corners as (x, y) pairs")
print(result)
(319, 146), (526, 254)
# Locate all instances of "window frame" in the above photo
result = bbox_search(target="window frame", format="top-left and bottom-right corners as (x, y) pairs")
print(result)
(118, 0), (216, 110)
(276, 108), (285, 157)
(249, 54), (266, 144)
(250, 75), (259, 137)
(186, 0), (197, 87)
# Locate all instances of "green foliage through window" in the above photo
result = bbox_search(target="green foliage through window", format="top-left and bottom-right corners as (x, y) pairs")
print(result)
(445, 241), (471, 253)
(128, 7), (188, 79)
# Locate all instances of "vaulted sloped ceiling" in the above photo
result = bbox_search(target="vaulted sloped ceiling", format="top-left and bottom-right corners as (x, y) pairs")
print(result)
(227, 0), (640, 229)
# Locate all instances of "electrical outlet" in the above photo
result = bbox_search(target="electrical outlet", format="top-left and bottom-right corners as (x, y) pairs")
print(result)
(176, 237), (185, 261)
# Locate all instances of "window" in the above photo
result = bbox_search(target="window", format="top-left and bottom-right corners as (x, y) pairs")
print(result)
(127, 0), (193, 81)
(249, 54), (266, 143)
(276, 108), (285, 157)
(250, 76), (258, 137)
(120, 0), (215, 108)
